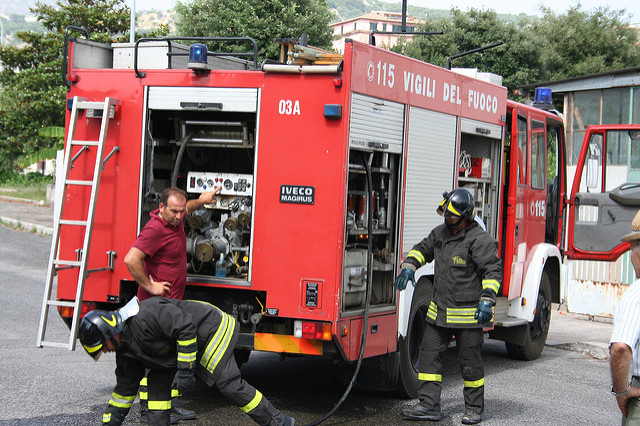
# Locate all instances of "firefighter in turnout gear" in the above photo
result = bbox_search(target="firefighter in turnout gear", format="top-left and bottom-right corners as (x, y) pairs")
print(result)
(394, 188), (501, 425)
(79, 297), (296, 426)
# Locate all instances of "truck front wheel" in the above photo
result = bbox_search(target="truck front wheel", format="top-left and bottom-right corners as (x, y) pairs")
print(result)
(397, 278), (432, 398)
(505, 272), (552, 361)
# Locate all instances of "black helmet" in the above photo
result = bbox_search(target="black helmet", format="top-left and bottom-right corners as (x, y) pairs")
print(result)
(78, 310), (124, 360)
(443, 188), (475, 221)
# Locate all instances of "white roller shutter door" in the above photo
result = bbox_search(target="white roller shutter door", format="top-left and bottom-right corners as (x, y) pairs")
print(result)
(402, 107), (458, 254)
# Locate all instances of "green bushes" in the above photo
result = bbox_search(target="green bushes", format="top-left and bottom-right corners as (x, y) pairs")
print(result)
(0, 170), (53, 186)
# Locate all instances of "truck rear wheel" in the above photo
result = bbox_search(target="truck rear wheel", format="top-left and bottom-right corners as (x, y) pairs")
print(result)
(505, 272), (552, 361)
(397, 278), (432, 398)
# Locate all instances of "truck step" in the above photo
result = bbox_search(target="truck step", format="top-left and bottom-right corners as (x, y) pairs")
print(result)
(494, 317), (528, 327)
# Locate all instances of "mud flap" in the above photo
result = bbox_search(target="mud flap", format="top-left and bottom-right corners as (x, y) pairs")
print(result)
(335, 352), (401, 393)
(488, 324), (527, 346)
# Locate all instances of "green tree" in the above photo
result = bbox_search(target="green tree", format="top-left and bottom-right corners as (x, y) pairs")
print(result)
(533, 5), (640, 81)
(392, 8), (543, 93)
(0, 0), (169, 170)
(175, 0), (335, 61)
(0, 30), (67, 169)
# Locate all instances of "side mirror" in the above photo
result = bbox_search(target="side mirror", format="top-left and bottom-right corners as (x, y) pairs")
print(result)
(585, 142), (601, 190)
(586, 158), (599, 190)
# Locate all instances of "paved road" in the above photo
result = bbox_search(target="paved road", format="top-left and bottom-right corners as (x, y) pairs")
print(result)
(0, 225), (621, 425)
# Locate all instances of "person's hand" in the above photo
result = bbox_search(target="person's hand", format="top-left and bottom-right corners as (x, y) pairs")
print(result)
(149, 275), (171, 296)
(199, 187), (220, 205)
(474, 300), (493, 324)
(394, 268), (416, 291)
(615, 386), (640, 416)
(176, 368), (196, 394)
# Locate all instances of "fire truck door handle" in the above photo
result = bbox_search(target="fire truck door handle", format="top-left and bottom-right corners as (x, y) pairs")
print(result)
(180, 102), (223, 110)
(515, 225), (519, 237)
(368, 142), (389, 150)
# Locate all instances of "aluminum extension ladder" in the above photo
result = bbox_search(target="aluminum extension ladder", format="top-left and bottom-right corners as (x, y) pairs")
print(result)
(37, 97), (120, 350)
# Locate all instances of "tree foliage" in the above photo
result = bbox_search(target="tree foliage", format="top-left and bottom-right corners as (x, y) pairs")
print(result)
(392, 5), (640, 95)
(393, 9), (543, 92)
(0, 30), (67, 169)
(0, 0), (167, 169)
(175, 0), (335, 61)
(532, 5), (640, 81)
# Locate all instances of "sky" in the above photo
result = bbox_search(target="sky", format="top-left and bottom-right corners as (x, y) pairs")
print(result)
(128, 0), (639, 23)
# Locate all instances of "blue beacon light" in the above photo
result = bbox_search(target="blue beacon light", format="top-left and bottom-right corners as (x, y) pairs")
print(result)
(533, 87), (553, 110)
(188, 43), (209, 74)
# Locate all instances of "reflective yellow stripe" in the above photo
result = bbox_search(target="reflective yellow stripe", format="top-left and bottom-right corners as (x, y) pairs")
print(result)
(178, 337), (197, 346)
(139, 391), (148, 400)
(447, 317), (477, 324)
(83, 342), (102, 355)
(103, 413), (111, 423)
(447, 202), (462, 216)
(171, 389), (180, 398)
(240, 390), (263, 413)
(418, 373), (442, 382)
(447, 307), (479, 324)
(177, 336), (198, 369)
(108, 392), (135, 408)
(464, 378), (485, 388)
(148, 400), (171, 410)
(427, 301), (438, 320)
(201, 309), (235, 373)
(407, 250), (425, 265)
(447, 307), (476, 315)
(482, 279), (500, 293)
(177, 351), (197, 363)
(140, 377), (147, 386)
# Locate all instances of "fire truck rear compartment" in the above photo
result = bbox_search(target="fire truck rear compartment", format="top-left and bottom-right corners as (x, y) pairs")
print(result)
(142, 99), (257, 282)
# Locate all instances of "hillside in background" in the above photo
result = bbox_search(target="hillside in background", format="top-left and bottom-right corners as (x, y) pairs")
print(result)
(328, 0), (533, 23)
(0, 0), (535, 45)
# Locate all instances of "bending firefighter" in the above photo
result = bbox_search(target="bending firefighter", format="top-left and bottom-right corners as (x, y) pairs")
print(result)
(394, 188), (501, 425)
(79, 297), (295, 426)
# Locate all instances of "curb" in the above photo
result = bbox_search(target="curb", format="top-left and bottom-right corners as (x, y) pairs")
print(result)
(547, 342), (610, 360)
(0, 216), (54, 236)
(0, 195), (51, 206)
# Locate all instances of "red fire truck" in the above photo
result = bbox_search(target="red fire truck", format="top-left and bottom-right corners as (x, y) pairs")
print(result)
(37, 30), (640, 397)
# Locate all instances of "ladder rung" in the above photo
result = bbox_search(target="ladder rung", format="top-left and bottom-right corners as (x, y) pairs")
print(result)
(76, 101), (108, 110)
(39, 341), (72, 349)
(65, 179), (93, 186)
(59, 219), (88, 226)
(47, 300), (75, 307)
(71, 140), (99, 146)
(54, 259), (82, 267)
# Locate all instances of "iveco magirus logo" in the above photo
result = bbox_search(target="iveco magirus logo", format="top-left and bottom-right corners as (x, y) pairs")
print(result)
(280, 185), (315, 205)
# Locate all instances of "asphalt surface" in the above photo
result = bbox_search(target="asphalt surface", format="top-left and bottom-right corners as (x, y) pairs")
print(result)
(0, 195), (615, 361)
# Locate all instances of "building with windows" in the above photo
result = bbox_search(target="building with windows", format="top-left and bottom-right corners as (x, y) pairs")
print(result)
(329, 11), (421, 53)
(523, 67), (640, 317)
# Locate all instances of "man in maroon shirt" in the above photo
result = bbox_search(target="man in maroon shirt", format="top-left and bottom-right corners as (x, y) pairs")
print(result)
(125, 187), (218, 300)
(124, 186), (218, 422)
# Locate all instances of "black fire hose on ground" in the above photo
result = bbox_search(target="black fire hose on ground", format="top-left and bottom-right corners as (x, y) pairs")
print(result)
(305, 152), (375, 426)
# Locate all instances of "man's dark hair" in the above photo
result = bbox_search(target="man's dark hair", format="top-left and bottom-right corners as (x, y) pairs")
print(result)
(160, 187), (188, 206)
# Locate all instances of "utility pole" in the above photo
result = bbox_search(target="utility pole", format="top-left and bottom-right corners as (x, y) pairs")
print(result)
(401, 0), (407, 32)
(130, 0), (136, 43)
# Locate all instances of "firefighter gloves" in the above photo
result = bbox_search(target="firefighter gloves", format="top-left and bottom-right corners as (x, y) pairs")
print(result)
(475, 300), (493, 324)
(394, 268), (416, 291)
(176, 368), (196, 394)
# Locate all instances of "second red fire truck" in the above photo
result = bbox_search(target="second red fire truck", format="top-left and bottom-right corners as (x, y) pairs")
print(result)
(37, 30), (640, 398)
